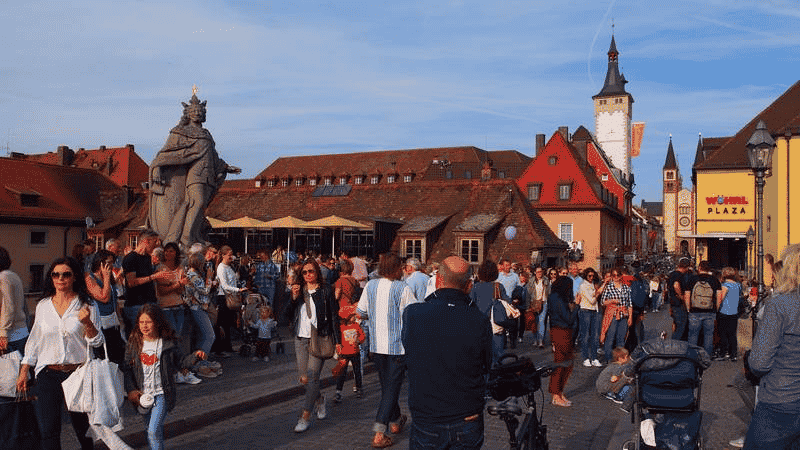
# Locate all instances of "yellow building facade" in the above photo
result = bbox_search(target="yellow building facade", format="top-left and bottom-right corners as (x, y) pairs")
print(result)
(693, 81), (800, 273)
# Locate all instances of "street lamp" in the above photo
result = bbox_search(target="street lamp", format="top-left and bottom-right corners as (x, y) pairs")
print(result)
(746, 225), (755, 278)
(746, 120), (775, 330)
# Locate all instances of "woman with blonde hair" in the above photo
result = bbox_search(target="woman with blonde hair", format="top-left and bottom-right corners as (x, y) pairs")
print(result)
(746, 244), (800, 448)
(716, 267), (741, 361)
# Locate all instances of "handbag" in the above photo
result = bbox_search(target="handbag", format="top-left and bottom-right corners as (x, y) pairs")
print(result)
(491, 283), (519, 330)
(309, 325), (335, 359)
(63, 341), (126, 430)
(308, 290), (335, 359)
(225, 291), (243, 309)
(0, 350), (22, 398)
(738, 294), (752, 319)
(0, 392), (41, 450)
(530, 298), (544, 314)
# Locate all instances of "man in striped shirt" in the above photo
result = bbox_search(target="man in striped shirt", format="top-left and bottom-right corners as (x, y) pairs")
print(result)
(357, 252), (420, 448)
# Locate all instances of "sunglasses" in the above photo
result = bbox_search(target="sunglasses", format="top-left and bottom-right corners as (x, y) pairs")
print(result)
(51, 271), (74, 279)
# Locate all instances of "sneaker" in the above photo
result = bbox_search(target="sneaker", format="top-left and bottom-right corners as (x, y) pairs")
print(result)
(610, 394), (624, 404)
(729, 436), (745, 448)
(518, 338), (523, 343)
(583, 359), (592, 367)
(184, 373), (202, 385)
(175, 372), (186, 384)
(355, 388), (362, 398)
(294, 417), (310, 433)
(251, 356), (259, 362)
(333, 392), (342, 403)
(197, 368), (218, 378)
(591, 359), (603, 367)
(603, 392), (617, 401)
(263, 356), (270, 362)
(316, 394), (327, 419)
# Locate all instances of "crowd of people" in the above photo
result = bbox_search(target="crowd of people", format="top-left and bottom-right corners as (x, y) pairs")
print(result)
(3, 233), (800, 449)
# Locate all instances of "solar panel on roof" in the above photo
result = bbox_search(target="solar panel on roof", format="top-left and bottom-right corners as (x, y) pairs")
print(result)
(312, 185), (352, 197)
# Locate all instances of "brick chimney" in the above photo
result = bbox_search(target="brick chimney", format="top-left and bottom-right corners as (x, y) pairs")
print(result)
(535, 134), (546, 156)
(558, 126), (569, 141)
(57, 146), (74, 166)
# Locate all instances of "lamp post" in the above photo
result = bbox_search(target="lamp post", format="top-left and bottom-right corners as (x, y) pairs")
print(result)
(746, 120), (775, 333)
(746, 225), (755, 278)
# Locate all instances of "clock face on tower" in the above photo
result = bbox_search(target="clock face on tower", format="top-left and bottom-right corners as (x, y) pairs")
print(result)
(679, 216), (690, 227)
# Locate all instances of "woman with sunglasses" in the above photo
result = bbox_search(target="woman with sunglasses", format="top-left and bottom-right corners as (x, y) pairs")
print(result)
(577, 268), (602, 367)
(17, 257), (104, 450)
(599, 269), (633, 363)
(284, 259), (339, 433)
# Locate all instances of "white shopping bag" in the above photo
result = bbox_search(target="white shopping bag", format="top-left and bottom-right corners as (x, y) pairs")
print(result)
(0, 350), (22, 397)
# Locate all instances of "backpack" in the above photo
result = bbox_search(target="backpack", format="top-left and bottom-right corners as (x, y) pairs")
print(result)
(630, 279), (648, 310)
(690, 279), (715, 310)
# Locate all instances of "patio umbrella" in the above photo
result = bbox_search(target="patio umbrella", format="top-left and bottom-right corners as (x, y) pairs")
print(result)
(206, 216), (228, 229)
(304, 215), (370, 257)
(261, 216), (313, 267)
(217, 216), (271, 253)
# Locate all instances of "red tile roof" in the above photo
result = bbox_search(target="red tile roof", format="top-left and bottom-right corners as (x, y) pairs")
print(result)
(207, 178), (565, 262)
(696, 80), (800, 170)
(255, 146), (531, 183)
(0, 157), (127, 224)
(15, 145), (149, 188)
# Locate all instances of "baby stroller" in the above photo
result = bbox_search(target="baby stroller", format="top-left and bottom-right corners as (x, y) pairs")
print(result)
(624, 338), (711, 450)
(238, 293), (268, 357)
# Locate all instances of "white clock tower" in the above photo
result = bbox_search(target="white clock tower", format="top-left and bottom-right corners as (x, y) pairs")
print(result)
(593, 35), (633, 179)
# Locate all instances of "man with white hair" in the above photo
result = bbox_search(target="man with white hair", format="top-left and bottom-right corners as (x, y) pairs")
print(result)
(403, 257), (429, 302)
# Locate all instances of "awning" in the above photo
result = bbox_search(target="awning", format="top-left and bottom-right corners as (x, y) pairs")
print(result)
(683, 232), (747, 239)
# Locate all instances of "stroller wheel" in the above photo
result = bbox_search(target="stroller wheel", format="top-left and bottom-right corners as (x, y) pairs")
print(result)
(621, 440), (635, 450)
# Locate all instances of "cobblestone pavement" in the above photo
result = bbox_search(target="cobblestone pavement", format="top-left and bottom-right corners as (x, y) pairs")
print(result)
(59, 309), (749, 449)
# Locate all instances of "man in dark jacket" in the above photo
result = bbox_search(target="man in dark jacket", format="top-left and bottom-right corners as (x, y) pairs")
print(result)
(403, 256), (491, 449)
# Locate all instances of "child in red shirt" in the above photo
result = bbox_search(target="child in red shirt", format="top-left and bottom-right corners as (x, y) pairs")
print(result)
(333, 305), (365, 402)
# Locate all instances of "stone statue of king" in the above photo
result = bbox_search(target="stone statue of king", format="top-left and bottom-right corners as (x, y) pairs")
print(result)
(146, 87), (240, 247)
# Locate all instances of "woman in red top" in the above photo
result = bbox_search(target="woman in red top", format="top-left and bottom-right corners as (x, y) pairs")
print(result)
(334, 259), (359, 309)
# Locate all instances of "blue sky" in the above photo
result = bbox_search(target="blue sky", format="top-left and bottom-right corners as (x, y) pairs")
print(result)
(1, 1), (798, 203)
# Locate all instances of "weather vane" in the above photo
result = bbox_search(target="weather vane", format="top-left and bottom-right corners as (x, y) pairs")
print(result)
(192, 84), (198, 96)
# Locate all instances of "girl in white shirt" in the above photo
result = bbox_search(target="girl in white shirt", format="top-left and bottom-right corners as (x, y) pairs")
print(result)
(17, 257), (104, 450)
(213, 246), (247, 356)
(123, 304), (206, 450)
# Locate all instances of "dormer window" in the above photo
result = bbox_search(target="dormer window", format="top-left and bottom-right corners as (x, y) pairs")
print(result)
(354, 176), (364, 185)
(339, 177), (347, 185)
(323, 177), (332, 186)
(387, 174), (396, 184)
(295, 178), (304, 186)
(370, 176), (380, 185)
(267, 180), (276, 188)
(281, 179), (290, 187)
(309, 178), (317, 186)
(403, 174), (412, 183)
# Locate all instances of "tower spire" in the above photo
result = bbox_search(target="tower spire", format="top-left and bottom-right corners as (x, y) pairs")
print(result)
(593, 34), (628, 98)
(663, 136), (678, 170)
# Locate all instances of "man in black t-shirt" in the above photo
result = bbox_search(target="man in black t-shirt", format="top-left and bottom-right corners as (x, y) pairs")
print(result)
(685, 261), (723, 357)
(122, 230), (171, 336)
(667, 258), (692, 341)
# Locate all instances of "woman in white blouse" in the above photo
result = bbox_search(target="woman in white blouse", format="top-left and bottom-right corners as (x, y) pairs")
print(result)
(17, 256), (104, 450)
(213, 246), (246, 356)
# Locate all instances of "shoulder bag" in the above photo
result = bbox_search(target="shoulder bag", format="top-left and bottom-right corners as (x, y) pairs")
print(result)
(308, 290), (335, 359)
(0, 350), (22, 398)
(491, 282), (519, 330)
(225, 290), (243, 310)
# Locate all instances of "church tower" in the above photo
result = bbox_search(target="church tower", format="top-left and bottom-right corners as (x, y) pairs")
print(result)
(593, 35), (634, 179)
(662, 137), (681, 253)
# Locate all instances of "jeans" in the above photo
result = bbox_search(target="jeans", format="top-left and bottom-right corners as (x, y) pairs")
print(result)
(372, 353), (406, 433)
(491, 333), (506, 368)
(162, 306), (186, 337)
(189, 306), (215, 354)
(537, 301), (549, 343)
(35, 368), (93, 450)
(688, 312), (715, 356)
(409, 415), (484, 450)
(651, 292), (662, 311)
(7, 336), (27, 355)
(603, 317), (628, 359)
(294, 337), (324, 413)
(360, 319), (371, 379)
(141, 394), (167, 450)
(671, 305), (688, 341)
(744, 400), (800, 449)
(578, 309), (600, 361)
